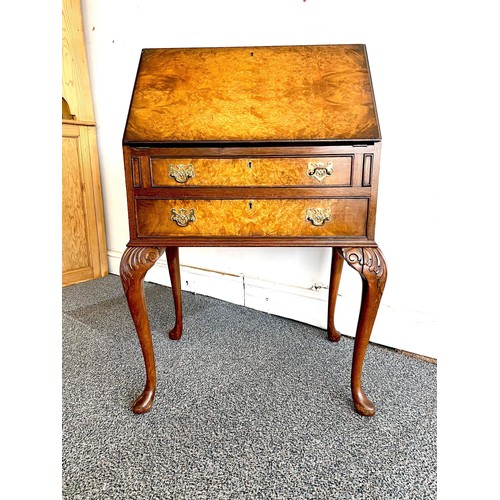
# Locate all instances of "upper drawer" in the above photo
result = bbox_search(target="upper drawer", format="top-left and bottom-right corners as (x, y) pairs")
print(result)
(149, 156), (353, 188)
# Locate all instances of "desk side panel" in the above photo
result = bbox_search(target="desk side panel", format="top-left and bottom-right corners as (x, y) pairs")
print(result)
(123, 146), (138, 241)
(366, 142), (382, 240)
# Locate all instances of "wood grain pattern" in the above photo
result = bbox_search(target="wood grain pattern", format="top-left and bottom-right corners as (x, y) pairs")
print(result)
(127, 236), (373, 248)
(150, 156), (353, 187)
(133, 186), (371, 200)
(62, 125), (92, 275)
(124, 45), (380, 143)
(62, 0), (94, 122)
(130, 144), (377, 158)
(135, 198), (368, 238)
(120, 246), (164, 413)
(62, 123), (107, 286)
(84, 125), (109, 277)
(341, 247), (387, 416)
(131, 157), (142, 187)
(62, 0), (107, 287)
(166, 247), (183, 340)
(327, 248), (344, 342)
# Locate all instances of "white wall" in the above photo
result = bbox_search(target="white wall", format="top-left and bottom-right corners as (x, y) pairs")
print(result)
(79, 0), (486, 359)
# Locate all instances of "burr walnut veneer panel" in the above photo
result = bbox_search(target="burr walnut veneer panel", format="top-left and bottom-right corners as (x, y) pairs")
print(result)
(135, 198), (368, 238)
(149, 156), (353, 188)
(124, 45), (380, 144)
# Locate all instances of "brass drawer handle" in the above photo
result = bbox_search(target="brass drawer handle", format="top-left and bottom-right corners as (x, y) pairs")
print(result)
(169, 163), (195, 183)
(307, 162), (333, 182)
(306, 208), (332, 226)
(171, 208), (196, 227)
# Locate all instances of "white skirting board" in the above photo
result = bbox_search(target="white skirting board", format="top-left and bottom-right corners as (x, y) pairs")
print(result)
(108, 250), (438, 359)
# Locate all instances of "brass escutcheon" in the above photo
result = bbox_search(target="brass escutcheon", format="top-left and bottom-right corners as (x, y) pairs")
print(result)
(171, 208), (196, 227)
(306, 162), (334, 182)
(168, 163), (195, 183)
(305, 208), (332, 226)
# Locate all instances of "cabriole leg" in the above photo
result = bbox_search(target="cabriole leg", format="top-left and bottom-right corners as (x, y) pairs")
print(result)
(341, 247), (387, 416)
(120, 246), (164, 414)
(166, 246), (183, 340)
(327, 248), (344, 342)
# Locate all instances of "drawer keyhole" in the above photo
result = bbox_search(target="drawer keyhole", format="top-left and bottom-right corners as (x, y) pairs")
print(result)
(249, 202), (253, 209)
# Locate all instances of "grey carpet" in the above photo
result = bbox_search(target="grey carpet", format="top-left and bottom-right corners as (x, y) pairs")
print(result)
(62, 275), (437, 500)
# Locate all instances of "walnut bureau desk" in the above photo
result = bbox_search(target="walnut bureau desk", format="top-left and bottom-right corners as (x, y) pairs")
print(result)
(120, 44), (387, 417)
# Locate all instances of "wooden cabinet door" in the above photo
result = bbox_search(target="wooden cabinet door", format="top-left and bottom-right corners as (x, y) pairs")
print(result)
(62, 122), (107, 286)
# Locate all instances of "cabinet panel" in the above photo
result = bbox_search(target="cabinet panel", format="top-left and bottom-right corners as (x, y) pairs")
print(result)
(62, 129), (92, 274)
(62, 0), (107, 286)
(62, 124), (107, 286)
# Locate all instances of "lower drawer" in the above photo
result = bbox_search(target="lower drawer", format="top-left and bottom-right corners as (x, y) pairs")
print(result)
(135, 198), (368, 238)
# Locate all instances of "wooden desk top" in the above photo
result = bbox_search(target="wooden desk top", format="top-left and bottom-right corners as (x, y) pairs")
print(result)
(123, 44), (380, 145)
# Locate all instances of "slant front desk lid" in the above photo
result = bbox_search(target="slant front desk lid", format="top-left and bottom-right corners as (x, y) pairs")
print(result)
(123, 44), (381, 145)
